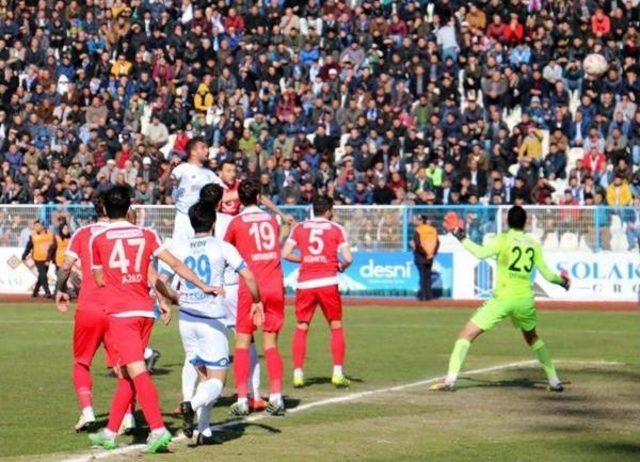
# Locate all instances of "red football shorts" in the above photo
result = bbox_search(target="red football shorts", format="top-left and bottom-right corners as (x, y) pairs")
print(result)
(108, 316), (154, 366)
(237, 285), (285, 334)
(295, 285), (343, 323)
(73, 309), (116, 368)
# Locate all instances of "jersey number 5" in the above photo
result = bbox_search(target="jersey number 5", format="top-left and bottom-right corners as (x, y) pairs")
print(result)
(508, 246), (534, 273)
(249, 222), (276, 252)
(308, 228), (325, 255)
(108, 238), (145, 273)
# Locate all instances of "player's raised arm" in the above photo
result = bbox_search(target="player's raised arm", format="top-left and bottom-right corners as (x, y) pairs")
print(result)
(443, 211), (501, 260)
(533, 242), (571, 290)
(261, 195), (296, 225)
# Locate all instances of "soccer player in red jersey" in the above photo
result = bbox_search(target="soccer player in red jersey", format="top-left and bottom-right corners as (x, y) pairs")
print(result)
(218, 160), (242, 216)
(219, 159), (296, 225)
(87, 185), (221, 453)
(282, 197), (353, 388)
(55, 193), (119, 432)
(224, 180), (287, 416)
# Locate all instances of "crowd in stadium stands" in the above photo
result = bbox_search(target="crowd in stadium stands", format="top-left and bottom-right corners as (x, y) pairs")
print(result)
(0, 0), (639, 217)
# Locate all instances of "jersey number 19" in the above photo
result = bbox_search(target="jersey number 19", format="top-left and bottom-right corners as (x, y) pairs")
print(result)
(249, 222), (276, 252)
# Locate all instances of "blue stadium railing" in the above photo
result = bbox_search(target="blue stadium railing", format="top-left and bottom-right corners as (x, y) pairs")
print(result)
(0, 204), (638, 252)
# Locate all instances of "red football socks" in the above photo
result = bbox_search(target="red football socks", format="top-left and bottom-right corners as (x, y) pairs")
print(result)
(234, 347), (251, 398)
(331, 327), (346, 366)
(292, 327), (308, 370)
(132, 372), (164, 431)
(264, 347), (284, 394)
(73, 363), (93, 409)
(106, 377), (135, 433)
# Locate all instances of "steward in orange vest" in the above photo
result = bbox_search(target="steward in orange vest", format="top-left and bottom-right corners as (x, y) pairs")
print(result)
(412, 215), (440, 301)
(21, 220), (54, 298)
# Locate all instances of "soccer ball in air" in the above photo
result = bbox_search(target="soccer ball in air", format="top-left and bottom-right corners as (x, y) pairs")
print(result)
(582, 53), (608, 77)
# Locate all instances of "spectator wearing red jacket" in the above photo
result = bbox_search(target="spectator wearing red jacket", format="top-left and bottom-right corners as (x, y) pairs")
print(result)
(486, 14), (506, 41)
(503, 14), (524, 45)
(582, 149), (606, 178)
(591, 9), (611, 38)
(225, 8), (245, 32)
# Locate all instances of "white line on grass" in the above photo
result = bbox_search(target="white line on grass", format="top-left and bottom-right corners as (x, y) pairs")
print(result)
(61, 359), (623, 462)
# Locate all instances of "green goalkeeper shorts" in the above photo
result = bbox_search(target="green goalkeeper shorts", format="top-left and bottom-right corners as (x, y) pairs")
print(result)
(470, 296), (537, 332)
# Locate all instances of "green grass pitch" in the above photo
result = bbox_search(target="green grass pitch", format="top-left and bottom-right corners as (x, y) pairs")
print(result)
(1, 303), (639, 461)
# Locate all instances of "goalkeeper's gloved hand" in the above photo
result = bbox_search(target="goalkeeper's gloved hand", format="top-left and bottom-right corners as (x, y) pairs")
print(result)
(443, 211), (466, 241)
(452, 226), (466, 241)
(559, 269), (571, 291)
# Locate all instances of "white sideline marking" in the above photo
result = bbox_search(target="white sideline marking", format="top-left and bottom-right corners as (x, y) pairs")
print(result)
(61, 359), (623, 462)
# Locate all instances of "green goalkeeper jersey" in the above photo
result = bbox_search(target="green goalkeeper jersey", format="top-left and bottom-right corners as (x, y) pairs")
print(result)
(462, 229), (563, 299)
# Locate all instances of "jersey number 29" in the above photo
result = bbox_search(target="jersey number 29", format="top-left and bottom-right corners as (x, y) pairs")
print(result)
(184, 255), (211, 289)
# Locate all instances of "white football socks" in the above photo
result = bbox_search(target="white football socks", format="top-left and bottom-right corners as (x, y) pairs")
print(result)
(182, 360), (198, 401)
(445, 373), (458, 386)
(249, 342), (261, 398)
(81, 406), (95, 421)
(191, 378), (224, 410)
(333, 365), (344, 377)
(197, 404), (213, 437)
(143, 348), (153, 360)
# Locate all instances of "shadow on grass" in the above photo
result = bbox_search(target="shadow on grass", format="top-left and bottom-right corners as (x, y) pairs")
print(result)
(302, 376), (365, 388)
(588, 442), (640, 456)
(458, 377), (545, 390)
(182, 419), (281, 448)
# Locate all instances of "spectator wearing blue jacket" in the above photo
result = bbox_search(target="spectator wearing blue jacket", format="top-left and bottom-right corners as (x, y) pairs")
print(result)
(3, 144), (23, 173)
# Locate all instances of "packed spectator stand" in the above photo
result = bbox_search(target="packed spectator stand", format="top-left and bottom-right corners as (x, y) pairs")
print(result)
(0, 0), (639, 219)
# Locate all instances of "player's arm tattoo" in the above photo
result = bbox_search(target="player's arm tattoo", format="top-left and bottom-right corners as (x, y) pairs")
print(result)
(55, 256), (76, 294)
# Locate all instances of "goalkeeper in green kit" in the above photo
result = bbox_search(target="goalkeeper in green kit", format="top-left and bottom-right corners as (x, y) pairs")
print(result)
(430, 206), (571, 392)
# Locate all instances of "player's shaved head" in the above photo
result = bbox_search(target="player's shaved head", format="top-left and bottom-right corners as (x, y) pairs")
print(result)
(238, 179), (260, 206)
(103, 185), (131, 219)
(92, 191), (107, 218)
(199, 183), (223, 208)
(313, 196), (334, 217)
(188, 201), (216, 233)
(507, 205), (527, 230)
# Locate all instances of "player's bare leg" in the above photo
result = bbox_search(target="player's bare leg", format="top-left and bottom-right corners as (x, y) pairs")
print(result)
(292, 322), (309, 388)
(263, 332), (285, 416)
(329, 320), (350, 388)
(521, 329), (564, 392)
(430, 321), (484, 391)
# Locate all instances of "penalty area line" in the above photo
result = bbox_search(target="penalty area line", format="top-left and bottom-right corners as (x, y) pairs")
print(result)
(61, 359), (623, 462)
